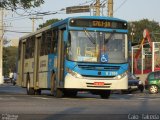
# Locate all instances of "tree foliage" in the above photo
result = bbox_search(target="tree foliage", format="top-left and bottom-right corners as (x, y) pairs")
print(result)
(3, 46), (18, 77)
(38, 18), (61, 29)
(0, 0), (44, 10)
(128, 19), (160, 44)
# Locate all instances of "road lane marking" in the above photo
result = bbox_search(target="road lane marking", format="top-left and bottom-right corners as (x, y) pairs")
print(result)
(31, 97), (51, 100)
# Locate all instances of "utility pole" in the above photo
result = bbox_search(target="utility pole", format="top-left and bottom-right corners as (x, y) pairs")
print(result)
(0, 7), (4, 84)
(95, 0), (100, 16)
(30, 16), (43, 32)
(108, 0), (113, 17)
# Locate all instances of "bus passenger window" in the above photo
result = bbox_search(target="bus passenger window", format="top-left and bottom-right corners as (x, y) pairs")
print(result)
(18, 41), (22, 60)
(40, 33), (45, 56)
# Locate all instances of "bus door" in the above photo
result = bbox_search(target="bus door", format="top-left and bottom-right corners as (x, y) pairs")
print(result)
(20, 41), (26, 87)
(33, 34), (41, 89)
(57, 29), (65, 88)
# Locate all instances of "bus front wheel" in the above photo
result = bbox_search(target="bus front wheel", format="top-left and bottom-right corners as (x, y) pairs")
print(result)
(35, 89), (41, 95)
(99, 90), (111, 99)
(50, 73), (56, 96)
(64, 90), (77, 97)
(26, 80), (35, 95)
(50, 73), (63, 98)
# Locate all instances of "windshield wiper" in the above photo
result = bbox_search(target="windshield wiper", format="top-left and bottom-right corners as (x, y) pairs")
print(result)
(83, 28), (96, 44)
(104, 33), (115, 44)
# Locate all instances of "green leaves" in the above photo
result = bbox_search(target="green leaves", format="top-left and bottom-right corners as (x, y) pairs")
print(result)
(0, 0), (44, 9)
(38, 19), (62, 29)
(3, 46), (18, 76)
(128, 19), (160, 44)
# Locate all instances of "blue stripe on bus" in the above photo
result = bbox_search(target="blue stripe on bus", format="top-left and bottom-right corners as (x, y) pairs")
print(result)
(65, 60), (128, 77)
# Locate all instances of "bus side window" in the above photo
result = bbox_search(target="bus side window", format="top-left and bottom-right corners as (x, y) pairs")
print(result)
(50, 30), (55, 54)
(46, 30), (52, 54)
(31, 37), (35, 57)
(53, 30), (58, 53)
(25, 38), (30, 59)
(18, 41), (21, 60)
(40, 33), (45, 56)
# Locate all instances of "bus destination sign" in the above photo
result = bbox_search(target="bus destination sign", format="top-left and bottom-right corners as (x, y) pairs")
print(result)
(92, 21), (111, 28)
(69, 19), (127, 29)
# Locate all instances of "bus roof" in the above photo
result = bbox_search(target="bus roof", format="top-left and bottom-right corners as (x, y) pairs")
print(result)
(19, 16), (127, 40)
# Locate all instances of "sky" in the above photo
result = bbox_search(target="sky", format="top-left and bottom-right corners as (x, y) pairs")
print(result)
(3, 0), (160, 40)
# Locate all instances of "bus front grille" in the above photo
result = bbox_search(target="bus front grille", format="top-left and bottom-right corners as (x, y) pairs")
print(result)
(78, 65), (120, 71)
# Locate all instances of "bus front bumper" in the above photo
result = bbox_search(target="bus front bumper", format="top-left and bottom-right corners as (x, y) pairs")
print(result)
(64, 73), (128, 90)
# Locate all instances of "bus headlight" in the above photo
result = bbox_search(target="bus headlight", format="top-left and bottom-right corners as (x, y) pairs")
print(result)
(66, 68), (83, 78)
(114, 71), (127, 80)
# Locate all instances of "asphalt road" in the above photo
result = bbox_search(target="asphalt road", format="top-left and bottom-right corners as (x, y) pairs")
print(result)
(0, 83), (160, 120)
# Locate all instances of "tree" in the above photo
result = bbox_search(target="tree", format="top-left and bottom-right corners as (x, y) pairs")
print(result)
(38, 18), (61, 29)
(128, 19), (160, 44)
(0, 0), (44, 10)
(3, 46), (18, 77)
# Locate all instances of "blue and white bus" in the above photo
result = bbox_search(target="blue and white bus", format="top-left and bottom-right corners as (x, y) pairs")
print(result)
(17, 16), (128, 98)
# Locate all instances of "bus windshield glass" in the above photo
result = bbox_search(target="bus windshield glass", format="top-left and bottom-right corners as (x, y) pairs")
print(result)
(67, 31), (127, 63)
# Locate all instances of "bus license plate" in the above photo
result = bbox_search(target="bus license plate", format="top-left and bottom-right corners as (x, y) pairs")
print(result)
(94, 82), (104, 86)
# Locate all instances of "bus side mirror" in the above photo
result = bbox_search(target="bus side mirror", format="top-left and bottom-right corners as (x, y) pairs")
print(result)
(63, 30), (68, 42)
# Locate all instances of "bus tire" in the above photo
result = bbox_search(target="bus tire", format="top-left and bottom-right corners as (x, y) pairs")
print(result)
(26, 79), (35, 95)
(100, 90), (111, 99)
(64, 90), (77, 97)
(35, 89), (41, 95)
(50, 73), (56, 96)
(55, 88), (63, 98)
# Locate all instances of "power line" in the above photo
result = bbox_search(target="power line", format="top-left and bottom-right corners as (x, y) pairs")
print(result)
(3, 1), (95, 22)
(114, 0), (128, 13)
(4, 30), (31, 33)
(79, 0), (95, 5)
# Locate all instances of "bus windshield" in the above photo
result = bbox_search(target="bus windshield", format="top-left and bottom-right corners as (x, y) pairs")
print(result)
(67, 30), (127, 63)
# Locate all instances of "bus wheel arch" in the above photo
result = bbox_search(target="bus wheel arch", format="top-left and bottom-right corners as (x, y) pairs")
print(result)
(26, 72), (35, 95)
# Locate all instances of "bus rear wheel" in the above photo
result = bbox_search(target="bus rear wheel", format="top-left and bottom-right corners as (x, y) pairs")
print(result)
(26, 80), (35, 95)
(99, 90), (111, 99)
